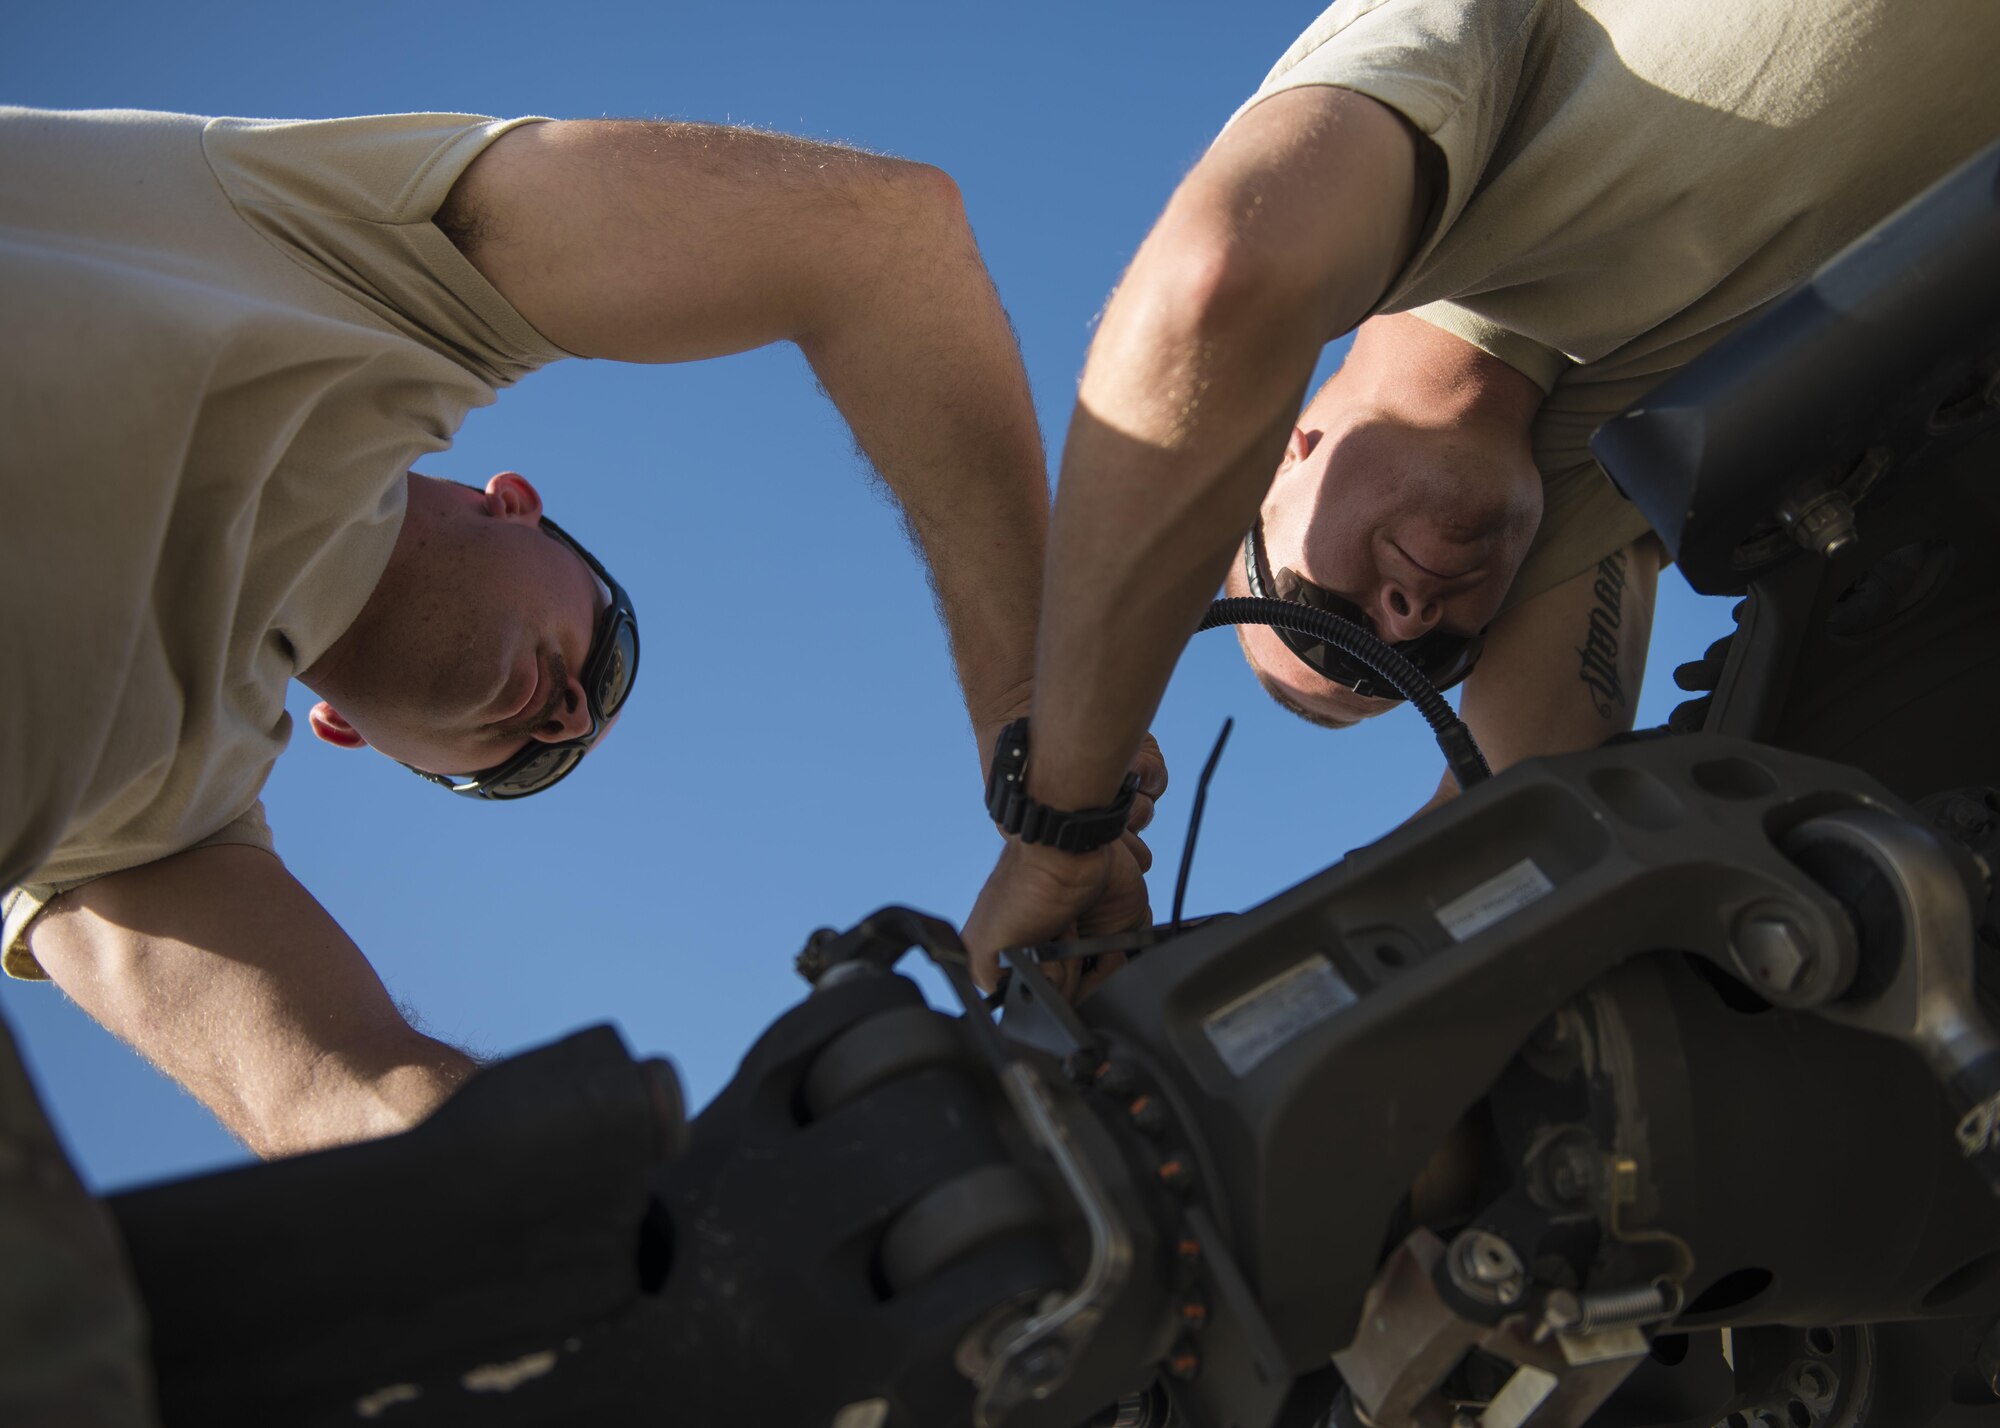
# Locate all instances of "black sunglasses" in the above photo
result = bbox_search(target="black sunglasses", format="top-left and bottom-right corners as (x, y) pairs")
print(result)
(1241, 518), (1483, 701)
(407, 515), (640, 800)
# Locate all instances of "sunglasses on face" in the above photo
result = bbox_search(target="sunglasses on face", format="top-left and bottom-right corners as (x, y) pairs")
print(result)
(408, 516), (640, 800)
(1242, 518), (1483, 701)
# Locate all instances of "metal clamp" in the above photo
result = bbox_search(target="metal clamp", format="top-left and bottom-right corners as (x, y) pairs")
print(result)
(972, 1062), (1134, 1427)
(1786, 810), (2000, 1195)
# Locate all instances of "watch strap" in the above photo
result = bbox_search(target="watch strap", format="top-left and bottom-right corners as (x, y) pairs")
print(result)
(985, 718), (1139, 854)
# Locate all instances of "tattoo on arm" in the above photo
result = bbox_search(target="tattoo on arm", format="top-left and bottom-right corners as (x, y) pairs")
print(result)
(1576, 551), (1629, 719)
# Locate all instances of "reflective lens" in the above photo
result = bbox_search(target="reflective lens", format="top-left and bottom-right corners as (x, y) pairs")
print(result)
(593, 615), (639, 717)
(486, 745), (585, 799)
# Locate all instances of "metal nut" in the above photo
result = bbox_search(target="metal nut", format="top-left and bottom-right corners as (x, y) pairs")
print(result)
(1793, 1359), (1837, 1406)
(1733, 911), (1816, 993)
(1780, 488), (1859, 559)
(1448, 1229), (1527, 1307)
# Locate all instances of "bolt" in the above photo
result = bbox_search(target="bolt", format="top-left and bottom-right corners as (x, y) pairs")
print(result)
(1175, 1235), (1202, 1264)
(1448, 1229), (1526, 1307)
(1157, 1154), (1194, 1195)
(1733, 910), (1816, 993)
(1781, 489), (1859, 559)
(1793, 1360), (1836, 1405)
(1178, 1294), (1209, 1328)
(1164, 1341), (1200, 1381)
(1539, 1288), (1583, 1338)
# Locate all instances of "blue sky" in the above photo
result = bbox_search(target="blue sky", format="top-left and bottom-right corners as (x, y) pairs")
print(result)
(3, 0), (1733, 1189)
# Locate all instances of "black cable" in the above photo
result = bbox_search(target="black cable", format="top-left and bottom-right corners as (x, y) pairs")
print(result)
(1198, 596), (1492, 790)
(1171, 717), (1233, 935)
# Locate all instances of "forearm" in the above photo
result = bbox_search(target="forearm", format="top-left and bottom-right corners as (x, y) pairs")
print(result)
(1029, 89), (1427, 808)
(195, 1027), (474, 1160)
(795, 179), (1048, 754)
(1030, 329), (1313, 807)
(29, 845), (477, 1159)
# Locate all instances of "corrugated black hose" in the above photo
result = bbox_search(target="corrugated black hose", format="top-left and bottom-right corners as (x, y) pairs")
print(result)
(1198, 596), (1492, 791)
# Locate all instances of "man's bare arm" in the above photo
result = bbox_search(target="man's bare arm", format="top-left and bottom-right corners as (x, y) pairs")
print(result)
(440, 120), (1050, 767)
(1412, 536), (1664, 818)
(28, 845), (474, 1159)
(963, 87), (1429, 968)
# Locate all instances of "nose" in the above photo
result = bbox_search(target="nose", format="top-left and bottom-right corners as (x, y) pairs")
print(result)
(1374, 579), (1444, 642)
(531, 675), (594, 742)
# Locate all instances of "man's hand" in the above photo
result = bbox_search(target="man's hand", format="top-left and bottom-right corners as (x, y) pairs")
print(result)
(1123, 732), (1171, 836)
(27, 844), (474, 1158)
(961, 837), (1152, 999)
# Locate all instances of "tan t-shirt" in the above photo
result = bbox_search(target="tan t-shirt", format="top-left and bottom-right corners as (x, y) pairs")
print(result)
(1, 108), (566, 978)
(1236, 0), (2000, 605)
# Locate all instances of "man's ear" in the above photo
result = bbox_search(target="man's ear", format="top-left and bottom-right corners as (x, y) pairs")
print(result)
(1278, 425), (1320, 470)
(485, 471), (545, 526)
(308, 702), (370, 750)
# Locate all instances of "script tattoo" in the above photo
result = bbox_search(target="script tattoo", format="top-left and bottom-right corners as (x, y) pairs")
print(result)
(1576, 551), (1628, 719)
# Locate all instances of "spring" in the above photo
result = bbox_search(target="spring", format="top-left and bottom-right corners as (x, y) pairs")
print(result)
(1572, 1279), (1675, 1332)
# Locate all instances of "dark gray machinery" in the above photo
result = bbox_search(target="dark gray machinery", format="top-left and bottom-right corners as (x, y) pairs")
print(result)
(104, 136), (2000, 1428)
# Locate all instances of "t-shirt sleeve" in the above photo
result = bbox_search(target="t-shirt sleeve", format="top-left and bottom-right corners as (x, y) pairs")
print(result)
(1227, 0), (1549, 307)
(2, 804), (278, 982)
(1407, 300), (1569, 394)
(201, 113), (568, 387)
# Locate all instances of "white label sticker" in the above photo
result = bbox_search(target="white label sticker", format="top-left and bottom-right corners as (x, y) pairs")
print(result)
(1202, 956), (1356, 1077)
(1434, 858), (1555, 941)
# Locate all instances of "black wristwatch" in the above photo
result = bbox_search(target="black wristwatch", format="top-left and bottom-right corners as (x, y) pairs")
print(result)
(984, 717), (1139, 854)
